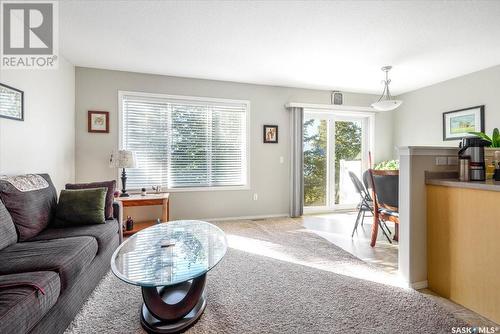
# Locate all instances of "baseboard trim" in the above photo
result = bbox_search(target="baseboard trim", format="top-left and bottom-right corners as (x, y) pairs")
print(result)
(204, 213), (290, 222)
(410, 280), (428, 290)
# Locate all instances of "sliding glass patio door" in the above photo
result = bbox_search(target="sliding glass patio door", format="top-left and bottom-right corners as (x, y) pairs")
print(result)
(304, 109), (372, 211)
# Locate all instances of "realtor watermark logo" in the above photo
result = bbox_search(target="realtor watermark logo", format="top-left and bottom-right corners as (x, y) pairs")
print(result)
(0, 0), (58, 69)
(452, 326), (500, 334)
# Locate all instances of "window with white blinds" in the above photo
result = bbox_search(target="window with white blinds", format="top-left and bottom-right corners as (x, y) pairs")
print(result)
(120, 92), (249, 190)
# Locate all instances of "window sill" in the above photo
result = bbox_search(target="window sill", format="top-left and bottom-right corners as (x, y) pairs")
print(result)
(128, 185), (250, 193)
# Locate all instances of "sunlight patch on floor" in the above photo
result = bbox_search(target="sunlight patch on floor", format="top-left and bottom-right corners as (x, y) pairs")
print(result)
(226, 233), (407, 288)
(300, 227), (397, 246)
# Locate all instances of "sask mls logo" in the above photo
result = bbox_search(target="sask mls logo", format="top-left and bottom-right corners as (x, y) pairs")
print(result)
(1, 0), (58, 69)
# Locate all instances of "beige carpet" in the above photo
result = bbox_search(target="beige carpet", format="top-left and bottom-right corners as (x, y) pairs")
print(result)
(65, 218), (467, 333)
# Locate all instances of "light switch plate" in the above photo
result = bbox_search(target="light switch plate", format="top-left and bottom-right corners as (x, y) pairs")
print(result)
(436, 157), (448, 166)
(447, 156), (458, 165)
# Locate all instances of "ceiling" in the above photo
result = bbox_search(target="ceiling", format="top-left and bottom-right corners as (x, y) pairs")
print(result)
(60, 0), (500, 95)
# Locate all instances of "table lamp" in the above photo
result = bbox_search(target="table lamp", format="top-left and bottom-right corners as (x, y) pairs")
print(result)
(109, 150), (137, 197)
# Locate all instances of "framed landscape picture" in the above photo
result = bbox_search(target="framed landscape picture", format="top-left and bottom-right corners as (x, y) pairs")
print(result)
(0, 83), (24, 121)
(88, 110), (109, 133)
(442, 105), (484, 141)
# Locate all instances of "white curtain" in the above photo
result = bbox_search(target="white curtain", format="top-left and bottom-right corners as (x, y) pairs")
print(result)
(288, 107), (304, 217)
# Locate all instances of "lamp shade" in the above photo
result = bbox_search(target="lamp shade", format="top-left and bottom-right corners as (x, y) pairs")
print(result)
(371, 99), (403, 112)
(109, 150), (137, 168)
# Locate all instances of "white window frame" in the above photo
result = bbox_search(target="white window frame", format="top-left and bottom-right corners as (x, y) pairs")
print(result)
(118, 90), (251, 192)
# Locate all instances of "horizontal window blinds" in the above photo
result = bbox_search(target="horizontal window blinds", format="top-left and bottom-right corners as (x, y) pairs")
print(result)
(122, 93), (247, 189)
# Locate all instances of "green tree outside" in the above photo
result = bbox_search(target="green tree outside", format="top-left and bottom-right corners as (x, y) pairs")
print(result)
(333, 121), (361, 204)
(303, 119), (362, 206)
(304, 119), (327, 206)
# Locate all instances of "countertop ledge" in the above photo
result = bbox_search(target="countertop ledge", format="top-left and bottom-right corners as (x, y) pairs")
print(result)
(426, 178), (500, 192)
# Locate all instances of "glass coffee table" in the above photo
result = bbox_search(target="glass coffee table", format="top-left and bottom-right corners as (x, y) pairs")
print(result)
(111, 220), (227, 333)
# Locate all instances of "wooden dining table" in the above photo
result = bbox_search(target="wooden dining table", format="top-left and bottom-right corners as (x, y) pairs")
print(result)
(368, 169), (399, 247)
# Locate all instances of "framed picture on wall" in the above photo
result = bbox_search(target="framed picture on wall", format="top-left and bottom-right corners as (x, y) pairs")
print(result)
(442, 105), (484, 141)
(88, 111), (109, 133)
(263, 125), (278, 143)
(0, 83), (24, 121)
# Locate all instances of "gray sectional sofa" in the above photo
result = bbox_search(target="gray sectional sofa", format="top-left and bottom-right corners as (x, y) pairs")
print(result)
(0, 174), (121, 334)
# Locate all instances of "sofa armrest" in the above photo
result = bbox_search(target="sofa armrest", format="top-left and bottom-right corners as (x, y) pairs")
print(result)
(113, 201), (123, 244)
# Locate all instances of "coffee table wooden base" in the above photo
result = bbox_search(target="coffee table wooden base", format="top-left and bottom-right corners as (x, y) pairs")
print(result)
(140, 275), (207, 333)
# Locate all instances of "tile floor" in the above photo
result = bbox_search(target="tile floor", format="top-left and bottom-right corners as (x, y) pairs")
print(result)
(300, 211), (499, 329)
(301, 211), (399, 275)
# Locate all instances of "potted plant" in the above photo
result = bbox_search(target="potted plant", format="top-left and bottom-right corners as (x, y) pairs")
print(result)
(469, 128), (500, 147)
(469, 128), (500, 165)
(374, 159), (399, 170)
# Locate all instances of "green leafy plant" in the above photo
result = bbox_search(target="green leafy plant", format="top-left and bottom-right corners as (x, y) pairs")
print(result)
(303, 119), (362, 206)
(468, 128), (500, 147)
(374, 160), (399, 170)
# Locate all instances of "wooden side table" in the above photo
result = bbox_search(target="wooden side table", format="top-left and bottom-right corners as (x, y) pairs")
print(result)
(116, 193), (170, 237)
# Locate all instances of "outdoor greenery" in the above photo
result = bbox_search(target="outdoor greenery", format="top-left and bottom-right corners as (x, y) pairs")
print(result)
(303, 119), (362, 206)
(333, 121), (362, 204)
(304, 119), (327, 206)
(374, 159), (400, 170)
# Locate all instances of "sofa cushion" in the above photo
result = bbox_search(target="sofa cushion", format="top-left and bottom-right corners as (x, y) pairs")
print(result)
(30, 219), (119, 254)
(0, 236), (97, 291)
(54, 188), (107, 226)
(66, 180), (117, 219)
(0, 174), (57, 241)
(0, 200), (17, 251)
(0, 271), (60, 334)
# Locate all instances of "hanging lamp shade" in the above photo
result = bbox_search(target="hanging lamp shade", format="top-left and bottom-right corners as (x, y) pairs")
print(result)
(371, 66), (402, 111)
(371, 99), (403, 111)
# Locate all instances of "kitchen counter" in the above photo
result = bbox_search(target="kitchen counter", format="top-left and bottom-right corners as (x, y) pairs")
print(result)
(426, 178), (500, 192)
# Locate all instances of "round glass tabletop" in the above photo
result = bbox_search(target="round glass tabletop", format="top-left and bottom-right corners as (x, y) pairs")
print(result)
(111, 220), (227, 287)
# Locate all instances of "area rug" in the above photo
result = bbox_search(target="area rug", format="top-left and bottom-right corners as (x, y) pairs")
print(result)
(64, 218), (466, 333)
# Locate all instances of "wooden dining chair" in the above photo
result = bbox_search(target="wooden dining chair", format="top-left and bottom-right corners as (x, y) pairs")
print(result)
(368, 169), (399, 247)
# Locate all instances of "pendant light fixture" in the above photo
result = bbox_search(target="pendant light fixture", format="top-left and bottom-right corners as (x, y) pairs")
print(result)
(371, 66), (402, 111)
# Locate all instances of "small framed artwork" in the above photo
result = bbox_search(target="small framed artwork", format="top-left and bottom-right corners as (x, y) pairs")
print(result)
(88, 111), (109, 133)
(263, 125), (278, 143)
(0, 83), (24, 121)
(443, 105), (484, 141)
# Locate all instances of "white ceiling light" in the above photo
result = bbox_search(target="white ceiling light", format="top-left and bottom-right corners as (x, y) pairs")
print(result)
(371, 66), (403, 111)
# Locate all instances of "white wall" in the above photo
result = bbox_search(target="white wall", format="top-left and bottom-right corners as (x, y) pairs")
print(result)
(394, 65), (500, 147)
(75, 67), (394, 220)
(0, 57), (76, 191)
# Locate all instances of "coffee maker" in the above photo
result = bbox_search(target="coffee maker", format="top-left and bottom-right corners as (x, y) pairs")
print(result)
(458, 137), (490, 181)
